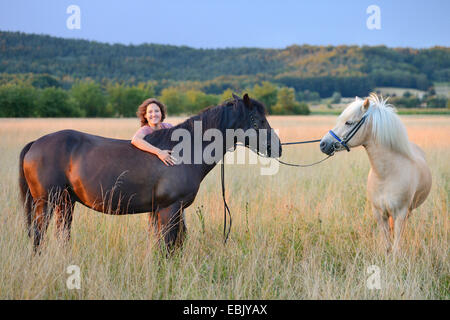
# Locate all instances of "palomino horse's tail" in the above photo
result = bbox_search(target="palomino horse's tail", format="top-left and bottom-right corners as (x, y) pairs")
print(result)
(19, 141), (35, 237)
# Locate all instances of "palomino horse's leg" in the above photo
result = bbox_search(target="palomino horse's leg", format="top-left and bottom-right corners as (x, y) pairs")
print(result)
(392, 208), (409, 255)
(154, 203), (186, 252)
(372, 205), (392, 253)
(54, 189), (75, 243)
(32, 198), (53, 253)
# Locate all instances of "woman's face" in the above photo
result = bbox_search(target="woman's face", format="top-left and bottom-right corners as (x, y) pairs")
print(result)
(145, 103), (162, 127)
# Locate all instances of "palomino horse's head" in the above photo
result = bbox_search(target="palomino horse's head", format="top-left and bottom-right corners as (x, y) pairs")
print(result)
(230, 93), (282, 158)
(320, 96), (371, 156)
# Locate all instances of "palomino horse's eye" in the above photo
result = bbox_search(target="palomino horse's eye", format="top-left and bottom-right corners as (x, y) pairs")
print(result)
(345, 121), (354, 126)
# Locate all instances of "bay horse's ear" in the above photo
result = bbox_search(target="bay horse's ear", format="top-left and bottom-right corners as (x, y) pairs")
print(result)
(363, 98), (370, 110)
(243, 93), (251, 108)
(232, 93), (240, 101)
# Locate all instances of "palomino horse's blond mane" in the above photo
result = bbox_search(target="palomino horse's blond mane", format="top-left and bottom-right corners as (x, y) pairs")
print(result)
(366, 93), (414, 159)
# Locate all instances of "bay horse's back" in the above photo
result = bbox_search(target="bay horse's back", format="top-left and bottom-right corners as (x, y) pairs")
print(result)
(20, 129), (84, 250)
(19, 140), (35, 237)
(23, 130), (81, 197)
(19, 129), (160, 250)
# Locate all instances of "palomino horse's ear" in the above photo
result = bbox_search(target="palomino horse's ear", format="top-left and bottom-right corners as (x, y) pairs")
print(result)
(355, 96), (360, 101)
(363, 98), (370, 110)
(243, 93), (251, 108)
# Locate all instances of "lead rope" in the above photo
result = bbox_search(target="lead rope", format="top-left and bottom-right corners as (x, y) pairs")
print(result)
(236, 139), (331, 168)
(281, 139), (321, 145)
(275, 139), (332, 167)
(221, 155), (232, 244)
(221, 138), (330, 243)
(275, 155), (331, 167)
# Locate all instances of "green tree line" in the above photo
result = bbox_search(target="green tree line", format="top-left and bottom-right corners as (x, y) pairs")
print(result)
(1, 32), (449, 98)
(0, 80), (311, 117)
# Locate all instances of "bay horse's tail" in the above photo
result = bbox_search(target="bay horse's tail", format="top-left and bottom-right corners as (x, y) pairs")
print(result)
(19, 141), (35, 237)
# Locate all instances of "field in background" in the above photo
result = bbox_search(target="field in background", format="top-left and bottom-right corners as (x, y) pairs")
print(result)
(310, 84), (450, 115)
(0, 116), (448, 299)
(375, 87), (427, 99)
(435, 83), (450, 98)
(311, 107), (450, 116)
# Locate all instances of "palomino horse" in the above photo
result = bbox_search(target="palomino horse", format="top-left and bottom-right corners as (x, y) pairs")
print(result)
(320, 93), (432, 254)
(19, 94), (282, 252)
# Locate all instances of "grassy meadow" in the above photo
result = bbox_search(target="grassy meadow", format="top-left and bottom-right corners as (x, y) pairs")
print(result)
(0, 115), (448, 299)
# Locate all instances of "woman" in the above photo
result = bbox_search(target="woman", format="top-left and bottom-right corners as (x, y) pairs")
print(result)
(131, 98), (176, 166)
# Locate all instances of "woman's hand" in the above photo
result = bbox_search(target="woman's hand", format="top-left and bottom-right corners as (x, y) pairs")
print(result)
(157, 149), (176, 166)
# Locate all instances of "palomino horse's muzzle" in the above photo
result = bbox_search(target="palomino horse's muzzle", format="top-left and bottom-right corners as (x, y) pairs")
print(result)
(321, 113), (369, 156)
(328, 130), (350, 152)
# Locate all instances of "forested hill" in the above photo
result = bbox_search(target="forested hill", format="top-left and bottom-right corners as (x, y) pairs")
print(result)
(1, 31), (449, 96)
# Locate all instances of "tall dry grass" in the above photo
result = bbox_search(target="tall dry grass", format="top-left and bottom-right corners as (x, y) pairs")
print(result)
(0, 116), (448, 299)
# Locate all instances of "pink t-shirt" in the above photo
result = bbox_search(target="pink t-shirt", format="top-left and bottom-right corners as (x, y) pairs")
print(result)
(136, 123), (173, 136)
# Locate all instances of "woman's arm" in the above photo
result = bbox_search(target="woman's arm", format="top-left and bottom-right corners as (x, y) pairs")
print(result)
(131, 131), (175, 166)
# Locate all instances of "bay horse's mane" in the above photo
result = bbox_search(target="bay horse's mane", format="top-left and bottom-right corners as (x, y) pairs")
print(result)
(144, 96), (266, 148)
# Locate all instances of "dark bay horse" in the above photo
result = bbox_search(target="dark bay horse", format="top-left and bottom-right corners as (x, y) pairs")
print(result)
(19, 94), (282, 251)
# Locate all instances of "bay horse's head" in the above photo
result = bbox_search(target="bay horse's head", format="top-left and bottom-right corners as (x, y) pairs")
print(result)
(229, 93), (282, 158)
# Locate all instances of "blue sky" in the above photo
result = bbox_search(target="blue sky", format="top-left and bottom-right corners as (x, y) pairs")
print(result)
(0, 0), (449, 48)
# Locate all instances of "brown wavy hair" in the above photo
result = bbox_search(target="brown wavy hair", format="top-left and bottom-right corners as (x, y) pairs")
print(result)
(136, 98), (167, 127)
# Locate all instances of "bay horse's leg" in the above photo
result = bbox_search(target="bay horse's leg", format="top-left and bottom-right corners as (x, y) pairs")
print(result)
(32, 197), (53, 253)
(54, 189), (75, 243)
(155, 203), (186, 252)
(372, 205), (392, 253)
(148, 211), (163, 250)
(148, 211), (158, 235)
(392, 208), (409, 255)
